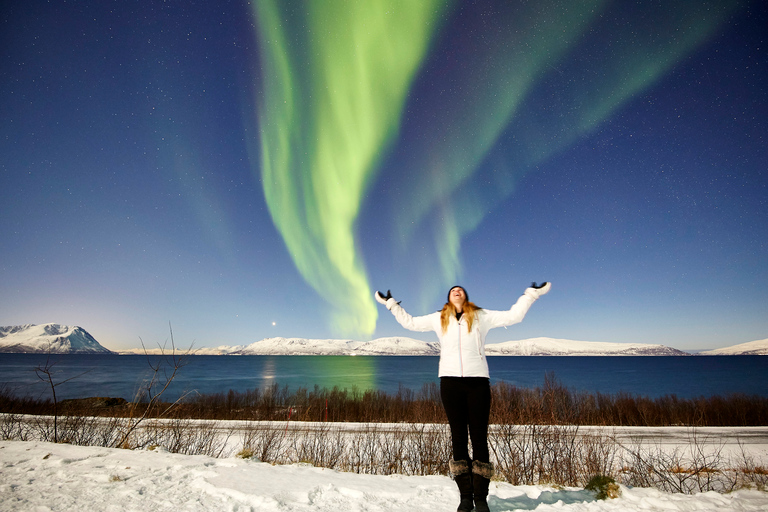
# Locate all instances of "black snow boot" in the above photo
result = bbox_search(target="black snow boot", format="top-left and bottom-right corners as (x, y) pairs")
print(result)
(472, 461), (494, 512)
(449, 460), (474, 512)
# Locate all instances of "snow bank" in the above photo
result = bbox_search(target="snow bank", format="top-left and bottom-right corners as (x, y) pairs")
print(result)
(1, 440), (766, 511)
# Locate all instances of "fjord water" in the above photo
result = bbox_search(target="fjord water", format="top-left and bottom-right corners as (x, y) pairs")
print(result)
(1, 354), (766, 402)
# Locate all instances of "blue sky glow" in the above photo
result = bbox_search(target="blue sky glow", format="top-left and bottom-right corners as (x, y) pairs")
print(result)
(1, 0), (766, 351)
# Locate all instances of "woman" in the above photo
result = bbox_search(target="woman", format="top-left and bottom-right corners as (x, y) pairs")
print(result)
(375, 282), (551, 512)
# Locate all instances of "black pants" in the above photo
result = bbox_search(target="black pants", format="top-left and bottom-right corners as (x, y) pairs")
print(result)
(440, 376), (491, 463)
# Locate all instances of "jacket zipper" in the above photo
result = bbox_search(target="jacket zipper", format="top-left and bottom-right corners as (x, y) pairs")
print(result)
(457, 318), (464, 377)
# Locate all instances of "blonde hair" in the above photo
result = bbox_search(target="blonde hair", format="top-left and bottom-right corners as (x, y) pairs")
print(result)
(440, 301), (482, 334)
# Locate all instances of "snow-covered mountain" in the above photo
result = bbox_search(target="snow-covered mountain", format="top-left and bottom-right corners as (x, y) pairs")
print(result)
(118, 345), (248, 356)
(699, 338), (768, 356)
(114, 338), (440, 356)
(0, 324), (113, 354)
(484, 337), (688, 356)
(226, 336), (686, 356)
(231, 337), (440, 356)
(8, 324), (757, 356)
(123, 336), (686, 356)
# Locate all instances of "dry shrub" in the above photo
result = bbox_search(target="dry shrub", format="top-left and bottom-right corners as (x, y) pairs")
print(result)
(616, 428), (745, 494)
(490, 423), (617, 487)
(240, 421), (288, 463)
(235, 421), (451, 476)
(292, 423), (345, 468)
(5, 372), (768, 426)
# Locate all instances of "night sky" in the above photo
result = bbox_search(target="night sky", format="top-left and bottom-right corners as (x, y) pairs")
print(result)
(2, 0), (766, 351)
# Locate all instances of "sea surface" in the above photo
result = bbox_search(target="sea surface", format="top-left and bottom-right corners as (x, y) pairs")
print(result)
(0, 354), (766, 402)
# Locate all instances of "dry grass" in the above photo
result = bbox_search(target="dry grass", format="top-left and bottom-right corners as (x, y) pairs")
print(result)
(5, 373), (766, 426)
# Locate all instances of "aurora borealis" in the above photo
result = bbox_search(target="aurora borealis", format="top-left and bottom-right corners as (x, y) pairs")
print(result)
(385, 0), (747, 311)
(1, 0), (766, 350)
(251, 0), (448, 336)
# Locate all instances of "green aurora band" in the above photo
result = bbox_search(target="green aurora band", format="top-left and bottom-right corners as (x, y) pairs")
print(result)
(390, 0), (743, 308)
(251, 0), (449, 337)
(250, 0), (744, 331)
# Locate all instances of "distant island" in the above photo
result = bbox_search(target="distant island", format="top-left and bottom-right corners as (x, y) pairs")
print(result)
(3, 324), (766, 356)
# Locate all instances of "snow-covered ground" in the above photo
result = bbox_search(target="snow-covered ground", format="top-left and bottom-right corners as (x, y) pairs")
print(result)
(1, 437), (766, 512)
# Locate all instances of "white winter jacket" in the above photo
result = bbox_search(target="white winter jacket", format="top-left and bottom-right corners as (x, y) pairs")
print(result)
(384, 289), (543, 378)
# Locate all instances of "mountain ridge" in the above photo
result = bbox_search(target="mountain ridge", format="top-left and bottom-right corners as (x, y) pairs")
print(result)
(118, 336), (686, 356)
(0, 324), (113, 354)
(699, 338), (768, 356)
(4, 324), (764, 356)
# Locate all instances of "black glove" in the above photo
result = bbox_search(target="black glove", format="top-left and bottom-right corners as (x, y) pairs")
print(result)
(375, 290), (399, 306)
(526, 282), (552, 298)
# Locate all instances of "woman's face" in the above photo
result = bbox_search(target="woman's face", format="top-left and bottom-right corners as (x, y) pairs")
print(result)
(449, 287), (467, 308)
